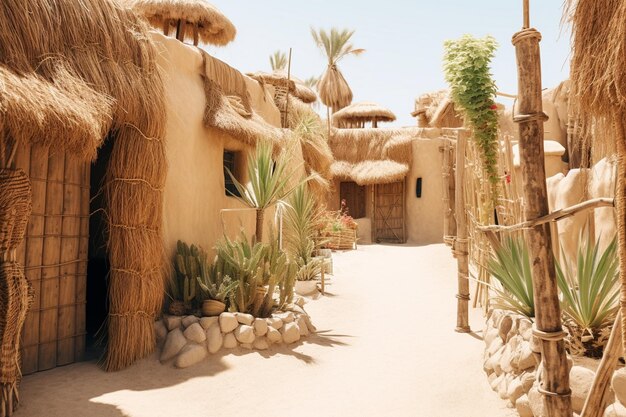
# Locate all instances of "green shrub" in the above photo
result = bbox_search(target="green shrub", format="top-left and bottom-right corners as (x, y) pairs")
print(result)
(488, 236), (534, 318)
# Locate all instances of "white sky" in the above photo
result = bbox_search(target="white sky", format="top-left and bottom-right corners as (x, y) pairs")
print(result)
(208, 1), (571, 127)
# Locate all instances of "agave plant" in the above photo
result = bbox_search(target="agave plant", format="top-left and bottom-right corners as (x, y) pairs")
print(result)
(556, 234), (619, 346)
(487, 236), (534, 318)
(225, 140), (307, 242)
(311, 27), (364, 112)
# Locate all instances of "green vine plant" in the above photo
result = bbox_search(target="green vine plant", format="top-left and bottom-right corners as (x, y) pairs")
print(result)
(443, 35), (500, 201)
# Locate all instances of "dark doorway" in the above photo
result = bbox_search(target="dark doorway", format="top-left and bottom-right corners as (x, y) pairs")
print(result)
(339, 181), (366, 219)
(86, 137), (113, 359)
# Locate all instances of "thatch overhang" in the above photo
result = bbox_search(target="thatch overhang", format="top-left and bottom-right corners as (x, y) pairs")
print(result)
(247, 71), (318, 104)
(0, 65), (113, 161)
(332, 101), (396, 126)
(328, 128), (416, 186)
(130, 0), (236, 46)
(412, 90), (462, 128)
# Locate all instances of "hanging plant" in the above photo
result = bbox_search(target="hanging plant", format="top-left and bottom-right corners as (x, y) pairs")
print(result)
(443, 35), (500, 191)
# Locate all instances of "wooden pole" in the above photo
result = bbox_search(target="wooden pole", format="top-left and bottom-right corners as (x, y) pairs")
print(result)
(455, 130), (470, 332)
(193, 23), (199, 46)
(512, 7), (572, 414)
(284, 48), (292, 128)
(175, 19), (186, 42)
(162, 19), (170, 36)
(581, 312), (622, 417)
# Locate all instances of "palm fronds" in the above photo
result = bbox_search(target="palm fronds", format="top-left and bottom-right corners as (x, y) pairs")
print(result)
(270, 50), (288, 71)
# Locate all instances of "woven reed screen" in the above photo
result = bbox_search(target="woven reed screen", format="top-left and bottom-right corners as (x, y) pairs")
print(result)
(13, 144), (89, 374)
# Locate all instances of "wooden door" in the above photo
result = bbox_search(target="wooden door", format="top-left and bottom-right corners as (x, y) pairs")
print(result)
(374, 181), (406, 243)
(14, 144), (90, 374)
(339, 181), (366, 219)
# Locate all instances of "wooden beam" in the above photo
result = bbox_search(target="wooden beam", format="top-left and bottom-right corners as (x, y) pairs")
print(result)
(513, 22), (572, 416)
(455, 129), (470, 333)
(476, 198), (614, 233)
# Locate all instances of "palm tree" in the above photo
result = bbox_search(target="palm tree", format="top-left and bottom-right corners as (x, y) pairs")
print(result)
(310, 27), (364, 113)
(303, 76), (320, 90)
(269, 50), (288, 71)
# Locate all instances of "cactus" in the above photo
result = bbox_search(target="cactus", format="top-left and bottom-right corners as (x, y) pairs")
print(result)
(197, 250), (238, 303)
(172, 240), (200, 306)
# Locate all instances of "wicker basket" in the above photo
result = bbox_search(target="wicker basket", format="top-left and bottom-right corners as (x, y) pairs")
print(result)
(323, 228), (357, 251)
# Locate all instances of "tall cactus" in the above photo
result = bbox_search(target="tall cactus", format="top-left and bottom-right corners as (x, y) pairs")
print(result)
(173, 241), (200, 305)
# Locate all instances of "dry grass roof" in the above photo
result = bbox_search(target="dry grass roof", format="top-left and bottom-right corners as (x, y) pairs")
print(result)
(332, 101), (396, 125)
(411, 90), (462, 128)
(329, 128), (417, 185)
(130, 0), (236, 46)
(247, 71), (317, 104)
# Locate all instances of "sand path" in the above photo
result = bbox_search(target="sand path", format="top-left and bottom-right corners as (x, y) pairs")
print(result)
(17, 244), (515, 417)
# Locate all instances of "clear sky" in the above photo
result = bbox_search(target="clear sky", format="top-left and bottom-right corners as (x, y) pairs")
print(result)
(208, 1), (571, 127)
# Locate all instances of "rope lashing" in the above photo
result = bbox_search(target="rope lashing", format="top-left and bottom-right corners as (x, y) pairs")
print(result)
(456, 293), (470, 301)
(532, 323), (567, 342)
(511, 27), (542, 46)
(513, 112), (549, 124)
(537, 385), (572, 398)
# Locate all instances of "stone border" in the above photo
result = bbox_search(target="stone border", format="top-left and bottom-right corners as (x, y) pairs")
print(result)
(483, 309), (621, 417)
(155, 311), (315, 368)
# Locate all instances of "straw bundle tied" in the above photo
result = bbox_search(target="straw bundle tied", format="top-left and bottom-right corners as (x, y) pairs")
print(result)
(0, 168), (32, 417)
(565, 0), (626, 357)
(130, 0), (236, 46)
(0, 0), (168, 371)
(318, 65), (353, 111)
(329, 128), (416, 185)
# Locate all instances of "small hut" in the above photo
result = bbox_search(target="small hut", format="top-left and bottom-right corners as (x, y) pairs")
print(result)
(411, 90), (463, 128)
(332, 101), (396, 128)
(130, 0), (236, 46)
(328, 128), (413, 244)
(247, 70), (318, 127)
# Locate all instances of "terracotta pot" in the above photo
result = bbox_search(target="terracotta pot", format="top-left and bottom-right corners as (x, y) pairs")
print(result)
(202, 300), (226, 317)
(295, 280), (318, 296)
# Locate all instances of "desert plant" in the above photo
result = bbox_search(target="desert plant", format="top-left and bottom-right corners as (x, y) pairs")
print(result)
(443, 35), (499, 197)
(226, 140), (306, 242)
(487, 236), (534, 318)
(196, 248), (238, 304)
(171, 241), (200, 308)
(311, 27), (364, 112)
(556, 234), (619, 354)
(270, 50), (287, 71)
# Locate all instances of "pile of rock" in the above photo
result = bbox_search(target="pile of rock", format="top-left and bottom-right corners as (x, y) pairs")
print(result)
(155, 311), (315, 368)
(483, 309), (621, 417)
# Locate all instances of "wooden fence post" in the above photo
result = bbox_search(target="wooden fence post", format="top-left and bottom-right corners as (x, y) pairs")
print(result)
(512, 5), (572, 414)
(455, 129), (470, 333)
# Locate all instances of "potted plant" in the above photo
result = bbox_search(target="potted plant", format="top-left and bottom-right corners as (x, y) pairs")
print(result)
(196, 249), (238, 317)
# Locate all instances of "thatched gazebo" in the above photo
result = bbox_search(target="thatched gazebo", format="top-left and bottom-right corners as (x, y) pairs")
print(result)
(130, 0), (236, 46)
(332, 101), (396, 128)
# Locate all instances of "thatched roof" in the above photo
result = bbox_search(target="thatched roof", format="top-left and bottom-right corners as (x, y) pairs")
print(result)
(332, 101), (396, 125)
(203, 53), (285, 146)
(247, 71), (317, 104)
(130, 0), (236, 46)
(0, 65), (113, 161)
(328, 128), (415, 185)
(0, 0), (169, 372)
(411, 90), (463, 128)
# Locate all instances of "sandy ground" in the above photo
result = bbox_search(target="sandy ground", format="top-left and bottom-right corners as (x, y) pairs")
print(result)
(17, 244), (516, 417)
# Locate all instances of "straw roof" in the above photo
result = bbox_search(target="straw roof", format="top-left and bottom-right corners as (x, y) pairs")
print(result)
(328, 128), (415, 185)
(0, 65), (113, 161)
(130, 0), (236, 46)
(332, 101), (396, 125)
(203, 53), (285, 146)
(247, 71), (318, 104)
(411, 90), (463, 128)
(0, 0), (168, 372)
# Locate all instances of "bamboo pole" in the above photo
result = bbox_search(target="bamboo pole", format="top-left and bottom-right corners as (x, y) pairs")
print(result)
(455, 130), (470, 333)
(512, 8), (572, 414)
(580, 312), (622, 417)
